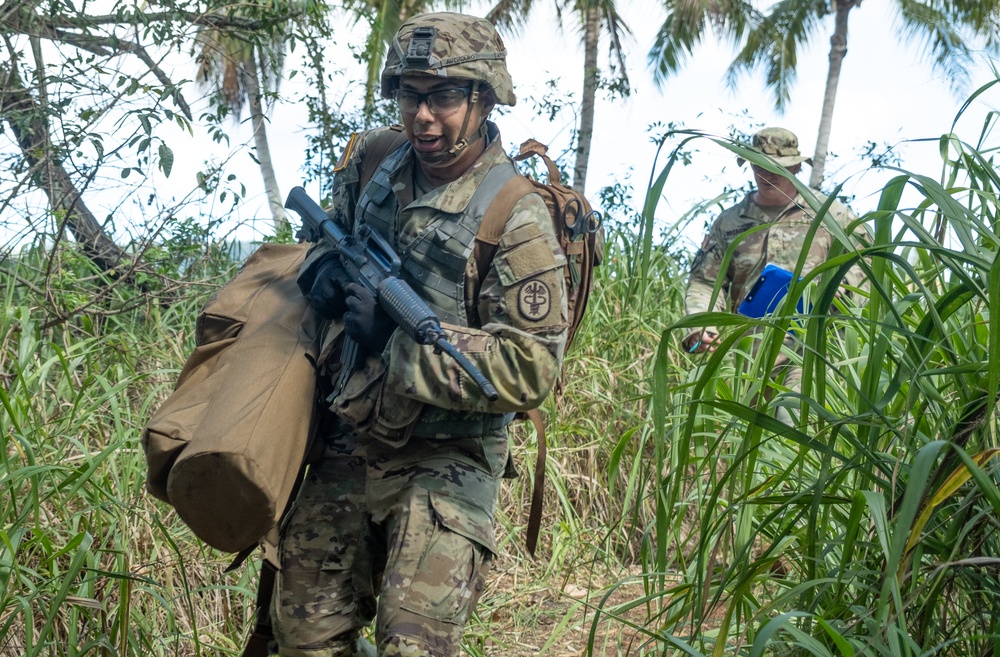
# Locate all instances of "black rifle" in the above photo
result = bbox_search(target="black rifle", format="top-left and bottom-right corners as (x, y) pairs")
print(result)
(284, 186), (499, 402)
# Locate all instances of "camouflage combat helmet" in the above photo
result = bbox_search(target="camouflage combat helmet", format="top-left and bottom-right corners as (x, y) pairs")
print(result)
(737, 127), (812, 167)
(380, 12), (516, 106)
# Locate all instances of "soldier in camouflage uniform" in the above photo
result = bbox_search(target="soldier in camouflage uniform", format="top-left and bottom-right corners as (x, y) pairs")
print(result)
(682, 128), (867, 398)
(271, 12), (568, 657)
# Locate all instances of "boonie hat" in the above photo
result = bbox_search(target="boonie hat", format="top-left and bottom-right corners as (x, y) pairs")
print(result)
(737, 127), (812, 167)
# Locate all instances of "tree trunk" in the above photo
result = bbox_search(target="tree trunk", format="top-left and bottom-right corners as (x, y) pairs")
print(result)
(573, 4), (600, 194)
(809, 0), (855, 189)
(1, 65), (129, 273)
(245, 57), (290, 232)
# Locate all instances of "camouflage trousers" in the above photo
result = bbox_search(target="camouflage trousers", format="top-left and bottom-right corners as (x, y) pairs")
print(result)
(270, 418), (507, 657)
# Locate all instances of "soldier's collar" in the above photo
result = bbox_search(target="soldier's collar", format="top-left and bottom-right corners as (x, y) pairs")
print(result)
(394, 131), (507, 214)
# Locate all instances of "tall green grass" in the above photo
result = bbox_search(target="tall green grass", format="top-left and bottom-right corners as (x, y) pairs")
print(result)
(2, 86), (999, 655)
(571, 86), (1000, 656)
(0, 238), (259, 656)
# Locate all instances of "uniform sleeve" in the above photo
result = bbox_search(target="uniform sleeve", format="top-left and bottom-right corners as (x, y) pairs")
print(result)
(384, 192), (569, 413)
(685, 220), (730, 317)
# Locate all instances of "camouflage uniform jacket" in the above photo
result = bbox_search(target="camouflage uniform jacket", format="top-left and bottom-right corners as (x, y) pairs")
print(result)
(299, 125), (569, 439)
(686, 190), (867, 332)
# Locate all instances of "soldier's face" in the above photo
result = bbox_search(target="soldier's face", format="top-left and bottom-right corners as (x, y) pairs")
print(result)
(399, 75), (493, 177)
(752, 164), (800, 196)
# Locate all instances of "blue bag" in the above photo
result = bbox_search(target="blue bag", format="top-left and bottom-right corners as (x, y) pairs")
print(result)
(737, 263), (804, 318)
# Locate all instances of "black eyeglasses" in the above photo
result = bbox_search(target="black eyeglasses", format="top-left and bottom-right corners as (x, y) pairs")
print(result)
(394, 86), (472, 115)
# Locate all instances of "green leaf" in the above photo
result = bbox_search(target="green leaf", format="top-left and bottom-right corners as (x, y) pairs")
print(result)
(158, 143), (173, 178)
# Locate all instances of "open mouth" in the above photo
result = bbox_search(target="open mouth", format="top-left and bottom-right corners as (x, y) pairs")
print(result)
(414, 134), (443, 152)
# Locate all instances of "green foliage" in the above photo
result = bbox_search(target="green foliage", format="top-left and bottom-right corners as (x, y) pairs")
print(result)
(4, 120), (1000, 653)
(3, 14), (1000, 646)
(569, 85), (1000, 656)
(0, 238), (250, 656)
(1, 0), (344, 266)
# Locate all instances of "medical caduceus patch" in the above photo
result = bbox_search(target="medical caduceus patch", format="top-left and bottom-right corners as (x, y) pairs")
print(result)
(518, 280), (551, 321)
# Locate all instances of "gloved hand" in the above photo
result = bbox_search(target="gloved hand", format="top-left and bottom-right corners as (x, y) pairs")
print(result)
(344, 282), (396, 353)
(308, 255), (350, 320)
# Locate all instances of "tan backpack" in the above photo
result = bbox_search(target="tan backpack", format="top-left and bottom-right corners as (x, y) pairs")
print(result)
(477, 138), (604, 359)
(473, 138), (605, 555)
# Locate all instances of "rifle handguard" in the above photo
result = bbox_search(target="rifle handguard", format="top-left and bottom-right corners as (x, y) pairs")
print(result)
(285, 186), (499, 402)
(377, 278), (499, 402)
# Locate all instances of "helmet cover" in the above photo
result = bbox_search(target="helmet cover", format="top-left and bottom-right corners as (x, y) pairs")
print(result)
(379, 12), (516, 106)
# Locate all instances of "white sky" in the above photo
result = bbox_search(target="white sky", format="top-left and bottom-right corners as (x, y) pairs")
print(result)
(3, 0), (998, 252)
(219, 0), (1000, 249)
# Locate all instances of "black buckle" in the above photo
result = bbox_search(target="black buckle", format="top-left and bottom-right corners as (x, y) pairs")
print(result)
(405, 27), (436, 66)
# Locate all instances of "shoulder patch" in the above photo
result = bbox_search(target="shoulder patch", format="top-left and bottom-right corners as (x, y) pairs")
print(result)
(333, 133), (358, 173)
(517, 280), (552, 321)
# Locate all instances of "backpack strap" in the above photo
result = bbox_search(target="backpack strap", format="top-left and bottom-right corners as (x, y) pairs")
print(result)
(472, 173), (549, 558)
(472, 175), (536, 284)
(524, 408), (547, 557)
(240, 560), (277, 657)
(359, 125), (408, 191)
(514, 138), (561, 182)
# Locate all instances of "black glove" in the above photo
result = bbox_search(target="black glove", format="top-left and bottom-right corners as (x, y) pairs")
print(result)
(344, 282), (396, 353)
(308, 255), (350, 320)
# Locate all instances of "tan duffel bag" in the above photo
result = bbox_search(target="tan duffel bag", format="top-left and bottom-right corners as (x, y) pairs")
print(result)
(142, 242), (321, 553)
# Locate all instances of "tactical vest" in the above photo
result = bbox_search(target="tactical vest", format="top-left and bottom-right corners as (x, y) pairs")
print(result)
(356, 140), (519, 435)
(356, 141), (518, 327)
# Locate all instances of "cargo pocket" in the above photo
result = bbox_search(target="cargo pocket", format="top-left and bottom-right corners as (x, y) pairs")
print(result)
(398, 492), (495, 625)
(275, 470), (375, 638)
(331, 355), (387, 432)
(425, 491), (498, 556)
(368, 387), (422, 448)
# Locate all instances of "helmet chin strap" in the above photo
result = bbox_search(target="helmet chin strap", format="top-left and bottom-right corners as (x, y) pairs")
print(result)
(413, 81), (488, 166)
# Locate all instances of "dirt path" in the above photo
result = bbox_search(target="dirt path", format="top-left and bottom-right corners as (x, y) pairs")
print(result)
(478, 561), (654, 657)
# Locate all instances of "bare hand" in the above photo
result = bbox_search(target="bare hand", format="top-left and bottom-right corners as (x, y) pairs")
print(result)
(683, 330), (718, 354)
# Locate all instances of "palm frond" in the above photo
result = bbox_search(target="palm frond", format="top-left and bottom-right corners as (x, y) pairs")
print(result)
(648, 0), (759, 88)
(600, 1), (633, 86)
(725, 0), (824, 111)
(894, 0), (978, 95)
(486, 0), (537, 35)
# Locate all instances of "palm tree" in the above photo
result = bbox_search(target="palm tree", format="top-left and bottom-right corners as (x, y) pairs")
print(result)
(489, 0), (631, 194)
(648, 0), (1000, 188)
(341, 1), (416, 122)
(196, 16), (291, 231)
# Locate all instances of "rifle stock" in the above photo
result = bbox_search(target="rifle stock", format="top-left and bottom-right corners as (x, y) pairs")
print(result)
(284, 186), (499, 402)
